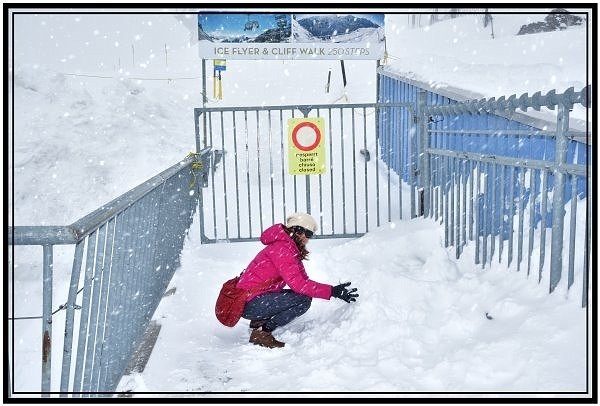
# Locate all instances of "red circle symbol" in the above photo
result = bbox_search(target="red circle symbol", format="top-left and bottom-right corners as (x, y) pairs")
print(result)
(292, 122), (321, 151)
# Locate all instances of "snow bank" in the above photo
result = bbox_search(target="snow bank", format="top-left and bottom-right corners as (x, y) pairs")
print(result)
(124, 217), (586, 393)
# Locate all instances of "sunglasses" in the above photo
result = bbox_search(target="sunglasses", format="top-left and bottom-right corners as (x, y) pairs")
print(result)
(293, 226), (314, 239)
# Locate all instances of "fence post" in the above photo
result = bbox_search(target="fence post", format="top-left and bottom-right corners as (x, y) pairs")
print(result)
(41, 245), (53, 395)
(549, 103), (569, 293)
(60, 241), (85, 395)
(416, 90), (430, 217)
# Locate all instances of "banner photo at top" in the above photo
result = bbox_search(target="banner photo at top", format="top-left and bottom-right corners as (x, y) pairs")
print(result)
(197, 13), (385, 60)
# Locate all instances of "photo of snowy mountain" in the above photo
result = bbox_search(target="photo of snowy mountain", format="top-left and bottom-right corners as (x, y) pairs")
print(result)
(197, 13), (291, 43)
(293, 13), (385, 43)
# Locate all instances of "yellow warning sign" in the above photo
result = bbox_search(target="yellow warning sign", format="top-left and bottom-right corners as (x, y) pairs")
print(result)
(288, 117), (326, 175)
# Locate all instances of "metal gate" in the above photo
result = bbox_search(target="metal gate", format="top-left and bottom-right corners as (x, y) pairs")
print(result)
(194, 102), (417, 243)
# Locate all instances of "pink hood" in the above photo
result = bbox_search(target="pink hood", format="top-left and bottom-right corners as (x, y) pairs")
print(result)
(237, 224), (332, 301)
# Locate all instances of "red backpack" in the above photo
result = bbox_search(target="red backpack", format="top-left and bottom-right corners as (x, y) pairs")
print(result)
(215, 274), (278, 327)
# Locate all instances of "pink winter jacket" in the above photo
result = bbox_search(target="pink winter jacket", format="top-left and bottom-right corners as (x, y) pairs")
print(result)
(237, 224), (333, 302)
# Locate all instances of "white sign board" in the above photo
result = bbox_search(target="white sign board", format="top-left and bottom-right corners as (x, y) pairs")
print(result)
(197, 13), (385, 60)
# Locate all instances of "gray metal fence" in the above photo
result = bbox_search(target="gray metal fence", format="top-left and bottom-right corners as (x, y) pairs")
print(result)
(194, 102), (417, 243)
(8, 151), (209, 396)
(416, 86), (591, 306)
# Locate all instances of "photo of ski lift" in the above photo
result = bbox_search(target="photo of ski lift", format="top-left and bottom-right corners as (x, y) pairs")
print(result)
(244, 14), (260, 31)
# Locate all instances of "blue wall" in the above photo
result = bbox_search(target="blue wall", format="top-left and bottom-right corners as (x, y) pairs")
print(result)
(377, 71), (589, 234)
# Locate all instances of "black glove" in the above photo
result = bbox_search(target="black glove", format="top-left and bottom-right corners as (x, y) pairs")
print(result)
(331, 282), (359, 303)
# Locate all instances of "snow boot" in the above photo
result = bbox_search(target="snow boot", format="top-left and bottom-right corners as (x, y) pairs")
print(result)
(249, 328), (285, 348)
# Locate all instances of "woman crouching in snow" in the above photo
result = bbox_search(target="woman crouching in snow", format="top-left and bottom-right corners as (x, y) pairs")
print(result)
(237, 212), (359, 348)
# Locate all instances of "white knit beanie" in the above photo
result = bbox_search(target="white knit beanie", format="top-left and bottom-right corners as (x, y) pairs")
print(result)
(286, 212), (318, 232)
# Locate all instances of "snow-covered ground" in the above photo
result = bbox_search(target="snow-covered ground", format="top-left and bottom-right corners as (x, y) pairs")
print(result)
(8, 9), (592, 398)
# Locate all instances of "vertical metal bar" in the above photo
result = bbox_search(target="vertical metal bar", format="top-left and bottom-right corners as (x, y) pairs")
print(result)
(432, 155), (437, 221)
(455, 158), (460, 259)
(60, 241), (85, 394)
(220, 111), (229, 239)
(376, 65), (382, 103)
(117, 203), (140, 391)
(82, 224), (108, 392)
(386, 106), (392, 223)
(201, 58), (206, 114)
(550, 104), (569, 293)
(197, 156), (207, 243)
(208, 112), (216, 239)
(108, 206), (135, 391)
(433, 108), (440, 220)
(399, 102), (405, 217)
(397, 110), (414, 220)
(432, 153), (438, 223)
(438, 154), (444, 243)
(375, 104), (381, 227)
(450, 157), (455, 248)
(317, 109), (324, 234)
(105, 206), (137, 389)
(90, 218), (116, 392)
(340, 108), (347, 233)
(95, 225), (118, 392)
(144, 185), (161, 312)
(469, 160), (474, 240)
(328, 108), (334, 233)
(508, 166), (515, 268)
(137, 197), (152, 329)
(527, 168), (537, 276)
(41, 244), (53, 395)
(443, 156), (449, 248)
(72, 231), (97, 394)
(98, 210), (127, 392)
(232, 112), (241, 239)
(351, 108), (358, 233)
(194, 108), (201, 153)
(461, 160), (467, 252)
(408, 109), (415, 219)
(279, 110), (287, 221)
(482, 163), (488, 267)
(256, 110), (264, 232)
(292, 110), (298, 214)
(268, 110), (275, 226)
(474, 161), (481, 265)
(490, 163), (497, 261)
(244, 111), (252, 237)
(583, 164), (590, 307)
(153, 182), (169, 293)
(363, 107), (369, 233)
(305, 109), (312, 216)
(317, 108), (324, 233)
(417, 91), (430, 217)
(305, 176), (311, 216)
(517, 168), (526, 272)
(539, 170), (548, 282)
(130, 197), (148, 375)
(568, 174), (578, 289)
(120, 201), (143, 392)
(498, 165), (506, 262)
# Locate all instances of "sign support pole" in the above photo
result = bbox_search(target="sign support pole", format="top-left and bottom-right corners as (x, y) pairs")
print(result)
(340, 60), (347, 87)
(201, 59), (208, 148)
(305, 176), (311, 215)
(202, 59), (207, 109)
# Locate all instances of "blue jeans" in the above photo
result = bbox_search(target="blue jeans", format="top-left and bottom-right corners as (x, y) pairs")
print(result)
(242, 289), (312, 332)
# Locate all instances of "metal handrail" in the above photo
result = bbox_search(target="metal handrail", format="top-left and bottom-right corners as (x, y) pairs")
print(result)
(9, 149), (211, 245)
(8, 148), (211, 396)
